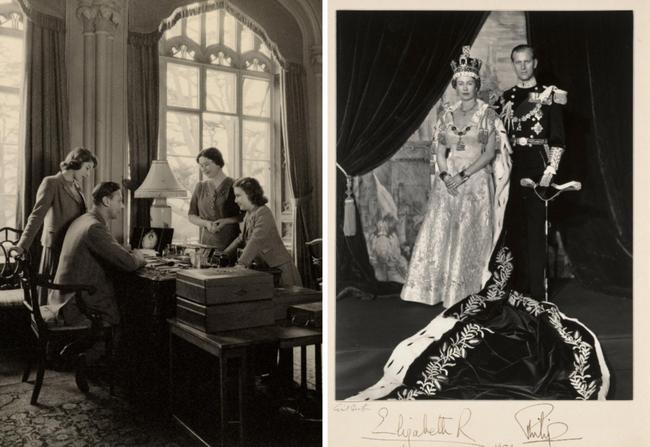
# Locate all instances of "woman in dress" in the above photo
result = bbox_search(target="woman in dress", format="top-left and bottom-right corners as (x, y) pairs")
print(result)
(401, 46), (511, 308)
(14, 148), (97, 281)
(224, 177), (302, 287)
(188, 147), (241, 250)
(347, 48), (610, 401)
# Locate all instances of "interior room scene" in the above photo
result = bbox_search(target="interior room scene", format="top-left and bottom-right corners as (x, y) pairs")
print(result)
(0, 0), (322, 445)
(336, 10), (631, 401)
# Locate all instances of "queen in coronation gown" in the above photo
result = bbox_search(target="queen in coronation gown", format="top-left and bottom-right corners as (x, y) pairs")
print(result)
(347, 47), (610, 401)
(401, 51), (511, 308)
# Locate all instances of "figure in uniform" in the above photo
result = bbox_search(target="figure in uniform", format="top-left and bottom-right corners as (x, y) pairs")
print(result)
(497, 44), (567, 299)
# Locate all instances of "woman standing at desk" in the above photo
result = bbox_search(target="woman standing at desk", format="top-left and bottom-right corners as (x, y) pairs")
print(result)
(224, 177), (302, 287)
(13, 147), (97, 281)
(188, 147), (241, 250)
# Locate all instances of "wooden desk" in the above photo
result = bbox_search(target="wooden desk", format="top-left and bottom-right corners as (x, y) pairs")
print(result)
(115, 267), (321, 418)
(168, 319), (322, 447)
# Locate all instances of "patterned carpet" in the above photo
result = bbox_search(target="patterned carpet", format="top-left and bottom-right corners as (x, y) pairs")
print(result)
(0, 365), (191, 446)
(0, 349), (321, 446)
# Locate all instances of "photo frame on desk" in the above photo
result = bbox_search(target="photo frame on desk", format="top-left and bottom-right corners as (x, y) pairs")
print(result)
(131, 227), (174, 255)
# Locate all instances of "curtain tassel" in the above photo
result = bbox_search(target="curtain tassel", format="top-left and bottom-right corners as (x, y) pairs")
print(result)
(343, 175), (356, 236)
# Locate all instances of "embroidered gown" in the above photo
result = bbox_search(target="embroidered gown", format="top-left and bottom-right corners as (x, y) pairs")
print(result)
(401, 100), (511, 308)
(348, 246), (610, 400)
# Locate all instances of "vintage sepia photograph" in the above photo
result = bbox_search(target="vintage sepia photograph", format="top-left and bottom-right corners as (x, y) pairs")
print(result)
(334, 7), (632, 405)
(0, 0), (321, 446)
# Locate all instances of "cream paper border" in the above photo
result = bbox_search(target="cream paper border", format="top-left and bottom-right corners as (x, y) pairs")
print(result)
(325, 0), (649, 446)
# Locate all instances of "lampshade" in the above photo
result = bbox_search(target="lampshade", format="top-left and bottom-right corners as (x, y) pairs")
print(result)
(134, 160), (187, 198)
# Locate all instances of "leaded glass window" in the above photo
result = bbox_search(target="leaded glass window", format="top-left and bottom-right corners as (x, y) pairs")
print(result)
(160, 8), (291, 245)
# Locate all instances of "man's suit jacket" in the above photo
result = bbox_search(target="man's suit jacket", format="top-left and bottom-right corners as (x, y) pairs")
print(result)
(18, 172), (87, 253)
(225, 205), (292, 268)
(49, 210), (141, 325)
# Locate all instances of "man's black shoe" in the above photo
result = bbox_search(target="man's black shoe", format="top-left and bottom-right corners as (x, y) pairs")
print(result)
(75, 353), (90, 394)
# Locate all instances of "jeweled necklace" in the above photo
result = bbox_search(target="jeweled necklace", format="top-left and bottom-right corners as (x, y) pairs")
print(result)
(451, 101), (476, 151)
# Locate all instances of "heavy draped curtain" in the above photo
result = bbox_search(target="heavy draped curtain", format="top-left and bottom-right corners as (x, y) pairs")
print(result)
(527, 11), (632, 292)
(281, 63), (315, 288)
(336, 11), (488, 290)
(17, 5), (69, 232)
(126, 31), (161, 228)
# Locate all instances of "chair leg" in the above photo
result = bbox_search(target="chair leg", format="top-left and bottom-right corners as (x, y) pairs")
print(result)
(22, 348), (33, 383)
(30, 343), (46, 405)
(107, 335), (114, 396)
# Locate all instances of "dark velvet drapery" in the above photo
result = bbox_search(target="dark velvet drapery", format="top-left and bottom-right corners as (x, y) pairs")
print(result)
(281, 63), (315, 288)
(126, 31), (161, 228)
(336, 11), (488, 290)
(18, 7), (69, 231)
(527, 11), (632, 292)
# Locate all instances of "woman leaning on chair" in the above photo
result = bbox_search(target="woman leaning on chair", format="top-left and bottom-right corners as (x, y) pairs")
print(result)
(224, 177), (302, 287)
(13, 148), (97, 281)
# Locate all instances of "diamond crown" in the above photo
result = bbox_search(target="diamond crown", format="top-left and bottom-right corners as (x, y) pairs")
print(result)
(451, 46), (482, 80)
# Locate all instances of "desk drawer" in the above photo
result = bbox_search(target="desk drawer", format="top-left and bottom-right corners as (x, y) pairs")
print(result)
(176, 296), (274, 333)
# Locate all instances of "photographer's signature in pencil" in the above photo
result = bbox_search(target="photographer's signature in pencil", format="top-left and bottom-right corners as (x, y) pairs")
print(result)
(514, 403), (582, 446)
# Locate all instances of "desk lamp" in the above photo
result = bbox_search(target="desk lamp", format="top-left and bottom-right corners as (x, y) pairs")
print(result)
(134, 160), (187, 228)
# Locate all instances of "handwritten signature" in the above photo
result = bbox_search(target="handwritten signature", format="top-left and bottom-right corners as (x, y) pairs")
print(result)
(514, 403), (582, 447)
(333, 403), (372, 413)
(363, 406), (480, 447)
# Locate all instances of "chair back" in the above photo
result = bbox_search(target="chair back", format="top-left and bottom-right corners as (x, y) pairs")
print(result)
(15, 254), (47, 331)
(0, 227), (22, 290)
(305, 238), (322, 290)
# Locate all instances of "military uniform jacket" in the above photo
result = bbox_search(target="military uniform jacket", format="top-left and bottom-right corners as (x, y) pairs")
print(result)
(498, 84), (566, 150)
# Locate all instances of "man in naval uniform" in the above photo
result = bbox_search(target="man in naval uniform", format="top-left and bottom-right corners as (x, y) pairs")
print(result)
(498, 44), (567, 299)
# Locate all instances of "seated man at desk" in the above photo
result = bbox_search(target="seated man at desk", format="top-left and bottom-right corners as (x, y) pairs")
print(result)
(224, 177), (302, 287)
(49, 181), (146, 391)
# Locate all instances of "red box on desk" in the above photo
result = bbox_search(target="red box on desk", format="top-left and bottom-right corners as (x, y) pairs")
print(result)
(175, 268), (275, 332)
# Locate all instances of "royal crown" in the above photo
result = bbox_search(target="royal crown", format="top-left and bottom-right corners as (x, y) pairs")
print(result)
(450, 46), (482, 80)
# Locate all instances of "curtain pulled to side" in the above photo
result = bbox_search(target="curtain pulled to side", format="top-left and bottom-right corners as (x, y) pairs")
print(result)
(126, 31), (161, 229)
(336, 10), (488, 290)
(280, 63), (315, 288)
(527, 11), (632, 292)
(18, 6), (69, 248)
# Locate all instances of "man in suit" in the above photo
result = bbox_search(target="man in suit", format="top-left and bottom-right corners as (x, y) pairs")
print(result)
(497, 44), (567, 299)
(50, 181), (146, 392)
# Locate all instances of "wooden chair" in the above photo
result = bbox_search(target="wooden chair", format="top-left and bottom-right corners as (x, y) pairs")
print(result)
(305, 238), (322, 290)
(0, 227), (28, 347)
(15, 254), (114, 404)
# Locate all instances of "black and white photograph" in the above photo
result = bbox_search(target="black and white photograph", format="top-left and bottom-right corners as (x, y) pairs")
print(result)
(0, 0), (322, 446)
(331, 1), (643, 445)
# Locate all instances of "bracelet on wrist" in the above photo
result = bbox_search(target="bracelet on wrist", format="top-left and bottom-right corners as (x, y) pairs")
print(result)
(439, 171), (449, 181)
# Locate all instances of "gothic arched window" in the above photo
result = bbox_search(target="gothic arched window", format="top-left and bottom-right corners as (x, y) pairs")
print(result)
(0, 0), (24, 229)
(159, 6), (289, 244)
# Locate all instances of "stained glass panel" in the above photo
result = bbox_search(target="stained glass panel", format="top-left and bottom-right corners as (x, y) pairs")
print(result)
(186, 15), (201, 44)
(242, 120), (270, 161)
(166, 111), (200, 158)
(202, 112), (237, 173)
(223, 13), (236, 50)
(0, 35), (22, 89)
(243, 78), (270, 117)
(167, 63), (199, 108)
(206, 69), (236, 113)
(205, 10), (219, 46)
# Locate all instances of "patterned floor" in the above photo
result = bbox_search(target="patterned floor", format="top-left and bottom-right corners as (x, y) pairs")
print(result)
(0, 349), (321, 446)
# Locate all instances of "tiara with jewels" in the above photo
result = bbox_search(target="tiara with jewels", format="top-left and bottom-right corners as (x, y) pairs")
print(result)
(450, 46), (482, 80)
